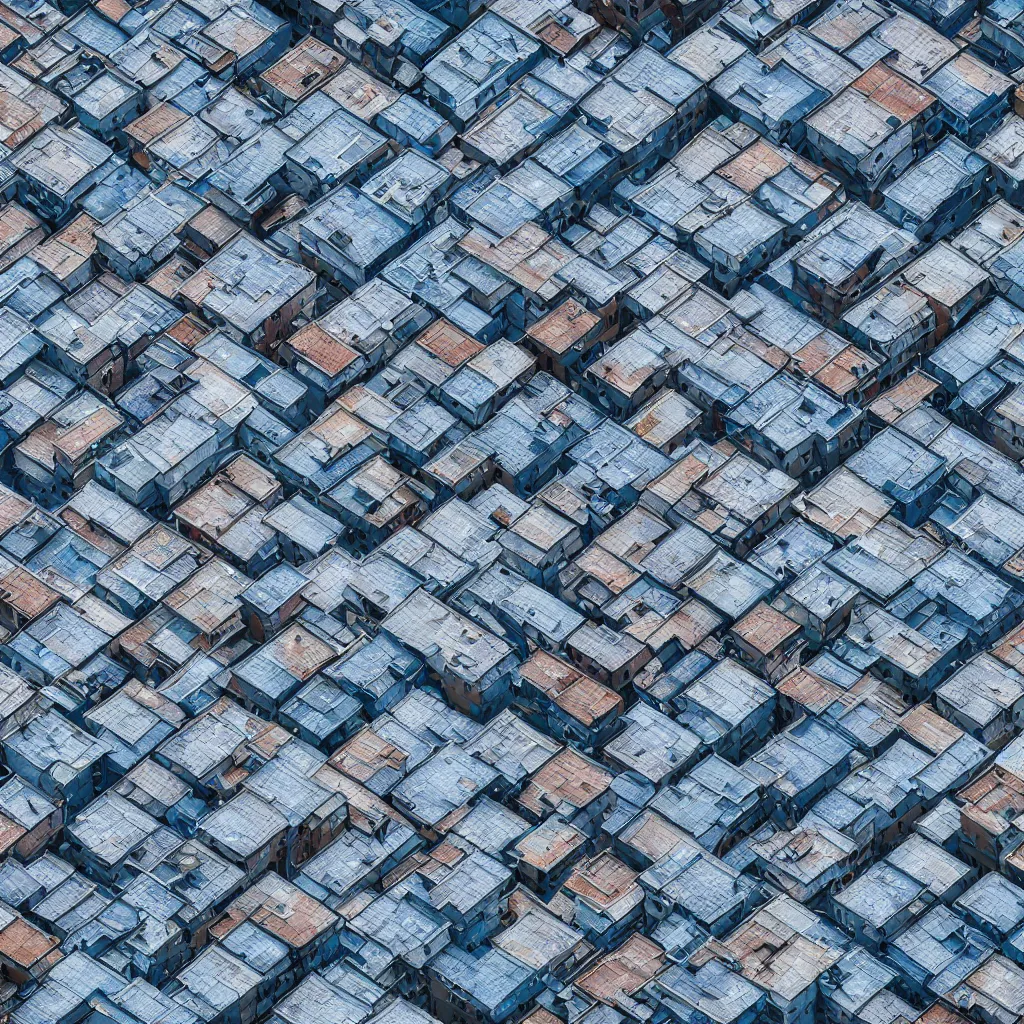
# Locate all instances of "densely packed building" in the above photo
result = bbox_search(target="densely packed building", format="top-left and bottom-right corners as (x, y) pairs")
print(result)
(2, 0), (1024, 1019)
